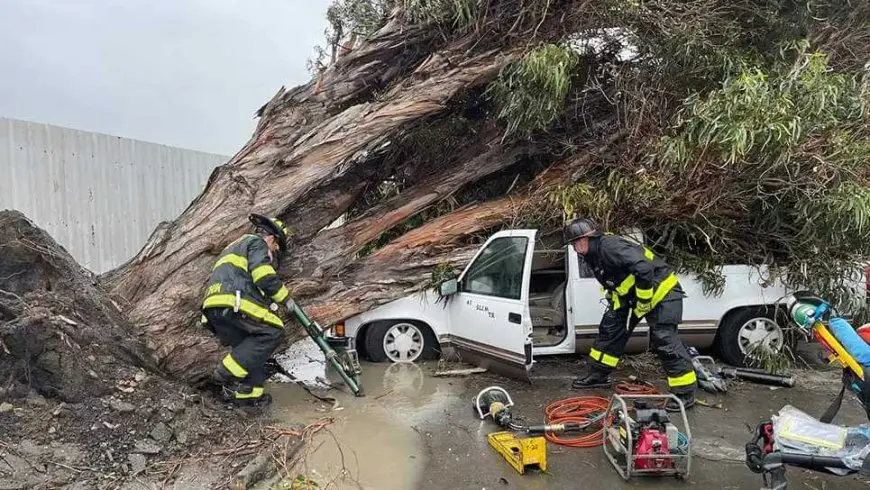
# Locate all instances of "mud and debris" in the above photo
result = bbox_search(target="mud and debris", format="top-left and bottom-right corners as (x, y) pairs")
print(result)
(263, 356), (870, 490)
(0, 211), (307, 489)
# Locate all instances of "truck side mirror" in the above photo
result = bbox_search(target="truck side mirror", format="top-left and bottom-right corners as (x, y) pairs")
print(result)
(439, 278), (458, 296)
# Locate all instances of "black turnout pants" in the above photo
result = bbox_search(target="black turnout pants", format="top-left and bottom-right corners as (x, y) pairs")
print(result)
(204, 307), (283, 388)
(588, 296), (697, 394)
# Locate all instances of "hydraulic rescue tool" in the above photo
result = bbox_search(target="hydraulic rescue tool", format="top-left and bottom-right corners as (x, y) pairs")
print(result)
(289, 303), (365, 397)
(745, 292), (870, 490)
(473, 386), (592, 474)
(687, 349), (728, 393)
(690, 349), (796, 389)
(603, 394), (692, 480)
(474, 386), (589, 435)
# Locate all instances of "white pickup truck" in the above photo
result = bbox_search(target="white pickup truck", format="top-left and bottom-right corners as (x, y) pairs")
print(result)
(326, 229), (861, 380)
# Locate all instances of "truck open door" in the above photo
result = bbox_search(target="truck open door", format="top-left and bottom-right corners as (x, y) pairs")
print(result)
(439, 230), (537, 382)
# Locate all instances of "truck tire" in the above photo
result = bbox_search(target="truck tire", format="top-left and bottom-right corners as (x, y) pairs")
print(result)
(715, 306), (786, 367)
(363, 320), (440, 363)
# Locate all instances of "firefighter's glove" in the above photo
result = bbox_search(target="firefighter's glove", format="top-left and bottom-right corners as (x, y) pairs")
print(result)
(604, 291), (622, 310)
(633, 300), (652, 318)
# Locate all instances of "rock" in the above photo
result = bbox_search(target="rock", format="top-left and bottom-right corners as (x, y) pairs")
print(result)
(128, 453), (147, 475)
(51, 444), (84, 464)
(150, 422), (172, 443)
(26, 392), (48, 407)
(3, 454), (29, 473)
(48, 427), (56, 434)
(133, 440), (161, 455)
(161, 398), (184, 413)
(175, 429), (188, 445)
(157, 407), (175, 423)
(109, 399), (136, 413)
(0, 402), (13, 413)
(52, 403), (68, 417)
(134, 372), (146, 382)
(17, 440), (41, 457)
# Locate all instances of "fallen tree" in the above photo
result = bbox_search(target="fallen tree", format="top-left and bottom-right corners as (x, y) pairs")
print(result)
(46, 0), (870, 386)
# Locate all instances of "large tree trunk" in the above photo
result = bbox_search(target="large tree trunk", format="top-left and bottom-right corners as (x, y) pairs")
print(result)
(287, 123), (537, 278)
(299, 131), (626, 324)
(103, 29), (525, 383)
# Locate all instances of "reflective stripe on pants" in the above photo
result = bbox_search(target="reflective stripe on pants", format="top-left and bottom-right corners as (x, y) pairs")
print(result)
(204, 307), (283, 387)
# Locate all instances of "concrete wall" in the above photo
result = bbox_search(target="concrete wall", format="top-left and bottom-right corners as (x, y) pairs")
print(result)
(1, 117), (229, 274)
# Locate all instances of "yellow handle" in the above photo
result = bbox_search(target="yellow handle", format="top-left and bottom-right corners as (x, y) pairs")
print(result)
(814, 322), (865, 380)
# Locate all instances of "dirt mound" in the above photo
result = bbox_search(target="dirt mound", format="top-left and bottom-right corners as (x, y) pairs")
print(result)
(0, 211), (303, 489)
(0, 210), (156, 402)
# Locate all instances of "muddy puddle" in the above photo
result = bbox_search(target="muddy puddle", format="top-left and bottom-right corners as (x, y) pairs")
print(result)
(269, 353), (467, 490)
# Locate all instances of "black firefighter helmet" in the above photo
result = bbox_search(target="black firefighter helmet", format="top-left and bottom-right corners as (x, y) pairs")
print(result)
(249, 214), (290, 253)
(562, 217), (603, 244)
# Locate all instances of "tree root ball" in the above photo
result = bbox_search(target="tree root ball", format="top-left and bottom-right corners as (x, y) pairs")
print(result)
(0, 211), (156, 403)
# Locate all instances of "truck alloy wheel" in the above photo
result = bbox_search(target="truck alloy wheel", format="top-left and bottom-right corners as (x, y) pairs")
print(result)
(737, 316), (784, 356)
(383, 322), (425, 362)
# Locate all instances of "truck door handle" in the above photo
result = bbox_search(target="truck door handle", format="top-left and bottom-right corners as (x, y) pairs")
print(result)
(508, 313), (521, 324)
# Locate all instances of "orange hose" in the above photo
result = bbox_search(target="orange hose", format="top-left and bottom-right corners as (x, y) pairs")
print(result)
(543, 396), (610, 447)
(543, 382), (662, 447)
(615, 380), (659, 395)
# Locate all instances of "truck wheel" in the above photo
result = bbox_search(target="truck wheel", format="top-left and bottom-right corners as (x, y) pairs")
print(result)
(716, 307), (785, 367)
(363, 321), (440, 363)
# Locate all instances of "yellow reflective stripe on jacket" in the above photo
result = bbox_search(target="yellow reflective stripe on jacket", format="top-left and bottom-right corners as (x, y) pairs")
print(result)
(614, 271), (678, 306)
(614, 248), (653, 297)
(251, 264), (277, 283)
(651, 273), (678, 308)
(614, 275), (635, 296)
(235, 386), (265, 399)
(213, 253), (248, 272)
(667, 370), (697, 387)
(589, 348), (619, 367)
(635, 287), (653, 300)
(611, 294), (622, 310)
(203, 294), (283, 328)
(222, 354), (249, 378)
(272, 285), (290, 303)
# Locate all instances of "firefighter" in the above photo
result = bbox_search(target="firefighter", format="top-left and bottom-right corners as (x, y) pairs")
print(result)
(200, 213), (296, 408)
(564, 218), (697, 411)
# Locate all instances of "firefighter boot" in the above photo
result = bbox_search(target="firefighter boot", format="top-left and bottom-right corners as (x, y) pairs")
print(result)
(211, 365), (241, 388)
(226, 385), (272, 409)
(665, 390), (695, 412)
(571, 368), (613, 389)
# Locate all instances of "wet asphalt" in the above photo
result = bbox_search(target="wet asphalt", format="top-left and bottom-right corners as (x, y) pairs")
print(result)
(271, 345), (870, 490)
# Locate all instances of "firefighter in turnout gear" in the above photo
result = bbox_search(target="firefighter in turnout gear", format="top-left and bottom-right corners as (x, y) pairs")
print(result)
(200, 214), (296, 408)
(564, 218), (697, 411)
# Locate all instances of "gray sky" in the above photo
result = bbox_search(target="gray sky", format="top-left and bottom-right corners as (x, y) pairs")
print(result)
(0, 0), (331, 155)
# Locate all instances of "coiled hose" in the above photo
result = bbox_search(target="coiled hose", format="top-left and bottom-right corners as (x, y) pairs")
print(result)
(543, 381), (662, 447)
(543, 396), (610, 447)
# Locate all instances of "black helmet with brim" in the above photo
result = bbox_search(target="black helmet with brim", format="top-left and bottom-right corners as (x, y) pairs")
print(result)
(249, 213), (289, 253)
(563, 217), (602, 244)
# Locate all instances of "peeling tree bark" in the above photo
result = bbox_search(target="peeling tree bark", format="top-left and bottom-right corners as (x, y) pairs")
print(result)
(288, 124), (536, 278)
(102, 33), (523, 383)
(297, 132), (627, 326)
